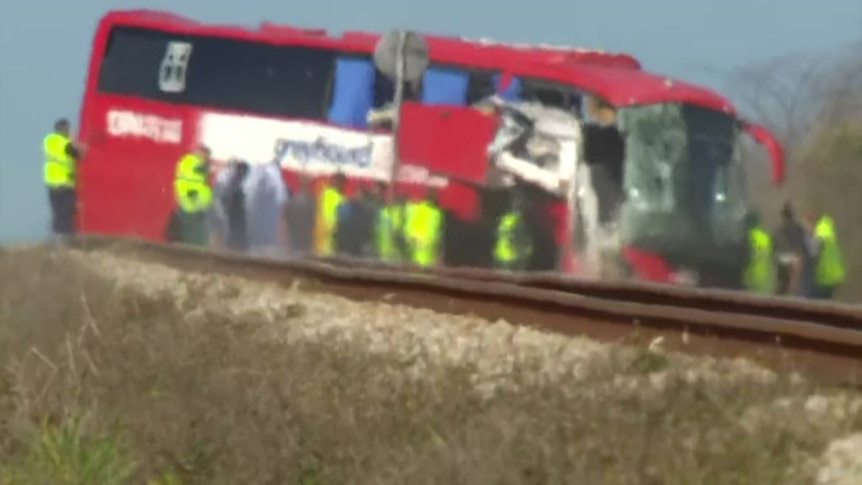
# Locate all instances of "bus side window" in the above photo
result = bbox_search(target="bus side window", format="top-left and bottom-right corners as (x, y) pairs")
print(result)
(493, 74), (522, 101)
(183, 39), (336, 119)
(466, 70), (498, 105)
(421, 67), (469, 105)
(372, 69), (393, 108)
(97, 26), (338, 120)
(159, 41), (192, 93)
(521, 78), (581, 115)
(98, 27), (175, 98)
(372, 69), (420, 108)
(326, 56), (375, 128)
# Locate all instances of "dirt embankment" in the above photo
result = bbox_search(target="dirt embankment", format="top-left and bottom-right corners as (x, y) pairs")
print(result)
(1, 246), (860, 484)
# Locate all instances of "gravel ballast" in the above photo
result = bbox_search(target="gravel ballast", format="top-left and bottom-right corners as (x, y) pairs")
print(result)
(1, 246), (860, 484)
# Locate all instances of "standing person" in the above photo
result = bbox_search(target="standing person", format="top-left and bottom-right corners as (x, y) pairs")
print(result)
(375, 182), (407, 263)
(742, 211), (776, 295)
(804, 210), (846, 300)
(314, 172), (346, 256)
(494, 189), (533, 271)
(220, 161), (250, 252)
(335, 184), (377, 258)
(794, 206), (820, 299)
(773, 202), (810, 297)
(208, 158), (238, 249)
(359, 182), (385, 258)
(519, 182), (558, 272)
(173, 144), (213, 246)
(43, 118), (84, 238)
(245, 160), (289, 256)
(281, 174), (316, 257)
(404, 187), (444, 267)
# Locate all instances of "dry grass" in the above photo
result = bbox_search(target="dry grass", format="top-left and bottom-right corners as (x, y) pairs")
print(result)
(1, 245), (860, 484)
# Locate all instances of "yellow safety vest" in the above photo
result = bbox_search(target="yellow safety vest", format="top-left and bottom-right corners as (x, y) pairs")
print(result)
(744, 226), (775, 294)
(314, 185), (344, 256)
(495, 212), (532, 267)
(173, 153), (212, 213)
(814, 216), (845, 286)
(43, 133), (76, 188)
(376, 204), (404, 262)
(404, 201), (442, 267)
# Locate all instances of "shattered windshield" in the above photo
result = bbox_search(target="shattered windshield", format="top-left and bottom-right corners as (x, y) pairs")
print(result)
(616, 103), (748, 253)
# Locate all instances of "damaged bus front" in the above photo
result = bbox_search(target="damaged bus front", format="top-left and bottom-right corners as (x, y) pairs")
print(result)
(486, 65), (785, 289)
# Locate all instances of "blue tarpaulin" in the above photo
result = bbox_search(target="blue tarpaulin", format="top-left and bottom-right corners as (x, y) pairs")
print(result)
(421, 68), (470, 105)
(494, 74), (522, 101)
(327, 57), (375, 128)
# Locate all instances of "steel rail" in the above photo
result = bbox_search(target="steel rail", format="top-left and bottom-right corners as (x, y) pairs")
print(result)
(311, 255), (862, 329)
(69, 236), (862, 384)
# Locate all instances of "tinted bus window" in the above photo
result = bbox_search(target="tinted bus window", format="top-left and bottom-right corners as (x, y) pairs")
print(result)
(372, 67), (420, 108)
(466, 70), (497, 105)
(520, 77), (582, 114)
(371, 63), (499, 108)
(98, 26), (337, 119)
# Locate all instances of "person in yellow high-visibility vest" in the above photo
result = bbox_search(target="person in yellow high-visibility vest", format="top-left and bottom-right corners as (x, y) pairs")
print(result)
(173, 145), (213, 246)
(404, 188), (444, 267)
(313, 172), (346, 256)
(742, 213), (776, 295)
(375, 184), (407, 263)
(809, 213), (845, 300)
(43, 118), (84, 237)
(495, 211), (533, 271)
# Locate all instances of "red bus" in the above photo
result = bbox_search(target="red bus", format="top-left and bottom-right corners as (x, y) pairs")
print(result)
(76, 9), (785, 288)
(77, 10), (640, 231)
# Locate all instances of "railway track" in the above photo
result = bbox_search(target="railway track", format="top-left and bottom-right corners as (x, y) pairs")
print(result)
(322, 255), (862, 330)
(70, 235), (862, 385)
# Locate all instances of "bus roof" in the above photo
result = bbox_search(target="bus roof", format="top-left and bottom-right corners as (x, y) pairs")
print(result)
(506, 62), (736, 113)
(100, 9), (640, 69)
(99, 10), (354, 51)
(339, 30), (642, 70)
(97, 9), (735, 114)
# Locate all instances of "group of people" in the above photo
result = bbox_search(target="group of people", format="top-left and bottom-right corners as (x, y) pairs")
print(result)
(744, 202), (845, 300)
(166, 145), (507, 269)
(158, 146), (852, 302)
(42, 119), (846, 301)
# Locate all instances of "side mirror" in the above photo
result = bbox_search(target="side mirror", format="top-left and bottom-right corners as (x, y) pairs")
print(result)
(741, 120), (785, 185)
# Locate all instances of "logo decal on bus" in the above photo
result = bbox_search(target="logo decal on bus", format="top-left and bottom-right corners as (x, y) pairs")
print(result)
(159, 41), (193, 93)
(106, 110), (183, 144)
(274, 137), (373, 169)
(198, 113), (395, 179)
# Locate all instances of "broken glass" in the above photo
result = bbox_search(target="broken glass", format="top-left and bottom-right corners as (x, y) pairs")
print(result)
(616, 103), (749, 262)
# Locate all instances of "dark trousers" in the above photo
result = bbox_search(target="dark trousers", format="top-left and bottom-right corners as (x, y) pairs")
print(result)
(811, 285), (837, 300)
(225, 218), (249, 252)
(48, 187), (77, 236)
(178, 210), (208, 247)
(775, 264), (791, 295)
(222, 190), (248, 252)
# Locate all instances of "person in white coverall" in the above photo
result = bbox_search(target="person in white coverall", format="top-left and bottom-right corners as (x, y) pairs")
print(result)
(245, 160), (289, 255)
(212, 159), (288, 254)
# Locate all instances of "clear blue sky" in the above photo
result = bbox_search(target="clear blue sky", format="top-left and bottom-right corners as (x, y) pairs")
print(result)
(1, 0), (860, 242)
